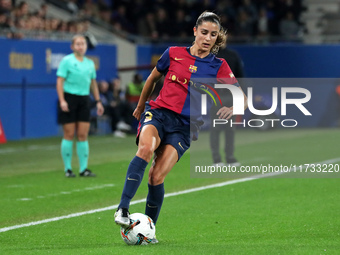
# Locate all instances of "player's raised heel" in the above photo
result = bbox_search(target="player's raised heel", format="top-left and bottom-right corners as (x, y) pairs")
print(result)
(114, 208), (130, 227)
(150, 236), (159, 244)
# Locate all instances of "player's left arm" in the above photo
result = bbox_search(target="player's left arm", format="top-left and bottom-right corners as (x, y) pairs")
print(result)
(216, 60), (248, 119)
(90, 79), (104, 116)
(217, 85), (248, 119)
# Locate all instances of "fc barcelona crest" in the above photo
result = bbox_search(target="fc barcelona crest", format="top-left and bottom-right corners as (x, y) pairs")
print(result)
(189, 65), (197, 73)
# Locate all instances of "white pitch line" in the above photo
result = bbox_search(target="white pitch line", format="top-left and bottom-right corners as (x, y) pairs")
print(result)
(1, 157), (340, 233)
(16, 184), (115, 201)
(17, 183), (115, 201)
(0, 175), (267, 233)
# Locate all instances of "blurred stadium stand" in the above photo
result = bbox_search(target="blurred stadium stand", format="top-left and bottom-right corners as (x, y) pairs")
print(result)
(4, 0), (340, 44)
(302, 0), (340, 43)
(23, 0), (115, 42)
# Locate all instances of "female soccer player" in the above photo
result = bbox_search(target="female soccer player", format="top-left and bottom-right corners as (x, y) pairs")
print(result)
(114, 11), (248, 242)
(57, 35), (104, 177)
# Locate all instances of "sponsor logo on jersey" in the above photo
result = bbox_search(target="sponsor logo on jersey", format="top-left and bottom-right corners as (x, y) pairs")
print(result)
(169, 74), (188, 84)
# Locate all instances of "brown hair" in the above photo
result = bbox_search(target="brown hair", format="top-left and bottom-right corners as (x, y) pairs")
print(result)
(195, 11), (227, 54)
(71, 34), (86, 45)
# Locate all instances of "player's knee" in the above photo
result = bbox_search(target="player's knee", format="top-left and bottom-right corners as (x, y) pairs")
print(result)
(149, 171), (164, 185)
(137, 144), (154, 162)
(63, 132), (74, 140)
(77, 133), (88, 141)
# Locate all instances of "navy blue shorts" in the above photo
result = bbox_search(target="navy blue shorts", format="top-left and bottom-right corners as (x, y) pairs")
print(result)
(136, 104), (191, 160)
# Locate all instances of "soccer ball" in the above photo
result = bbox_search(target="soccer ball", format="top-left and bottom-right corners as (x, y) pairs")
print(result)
(120, 213), (156, 245)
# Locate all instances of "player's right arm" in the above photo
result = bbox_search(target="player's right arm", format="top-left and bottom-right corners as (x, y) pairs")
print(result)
(133, 67), (162, 121)
(56, 76), (69, 112)
(56, 57), (69, 112)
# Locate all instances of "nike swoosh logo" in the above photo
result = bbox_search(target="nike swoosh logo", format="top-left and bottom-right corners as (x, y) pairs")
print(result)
(175, 57), (184, 61)
(178, 142), (184, 150)
(147, 204), (158, 208)
(127, 177), (138, 181)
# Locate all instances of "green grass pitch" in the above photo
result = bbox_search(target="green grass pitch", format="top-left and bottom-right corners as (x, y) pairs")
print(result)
(0, 129), (339, 254)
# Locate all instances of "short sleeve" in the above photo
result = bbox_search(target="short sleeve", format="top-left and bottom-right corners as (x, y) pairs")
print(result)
(91, 61), (96, 79)
(56, 57), (68, 78)
(217, 60), (239, 87)
(156, 47), (170, 74)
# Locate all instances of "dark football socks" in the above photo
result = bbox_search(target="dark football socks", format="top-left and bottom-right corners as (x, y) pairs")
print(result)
(145, 182), (164, 224)
(119, 156), (148, 209)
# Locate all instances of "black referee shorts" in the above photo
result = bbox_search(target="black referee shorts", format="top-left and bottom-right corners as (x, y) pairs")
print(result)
(58, 93), (91, 124)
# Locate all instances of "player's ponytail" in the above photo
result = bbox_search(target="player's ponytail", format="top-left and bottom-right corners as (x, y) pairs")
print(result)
(211, 27), (227, 55)
(195, 11), (227, 54)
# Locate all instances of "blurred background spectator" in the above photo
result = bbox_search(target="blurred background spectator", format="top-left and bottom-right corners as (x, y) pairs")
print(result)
(1, 0), (306, 42)
(91, 78), (133, 137)
(0, 0), (92, 39)
(279, 11), (301, 38)
(126, 73), (144, 110)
